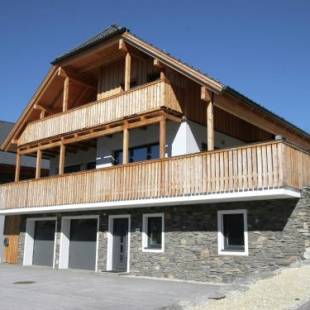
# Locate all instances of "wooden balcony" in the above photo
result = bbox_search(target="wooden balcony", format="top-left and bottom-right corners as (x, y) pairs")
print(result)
(1, 141), (309, 211)
(18, 79), (181, 146)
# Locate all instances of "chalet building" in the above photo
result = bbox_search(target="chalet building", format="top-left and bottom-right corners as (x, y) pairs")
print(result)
(0, 121), (49, 263)
(0, 25), (309, 282)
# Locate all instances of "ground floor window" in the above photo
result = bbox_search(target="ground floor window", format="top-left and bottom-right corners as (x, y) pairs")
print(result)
(142, 213), (164, 252)
(217, 209), (248, 256)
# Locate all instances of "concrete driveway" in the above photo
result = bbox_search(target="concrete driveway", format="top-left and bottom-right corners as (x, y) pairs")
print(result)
(0, 264), (226, 310)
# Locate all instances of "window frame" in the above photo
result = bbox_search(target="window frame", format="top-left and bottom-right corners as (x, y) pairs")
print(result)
(142, 213), (164, 253)
(217, 209), (248, 256)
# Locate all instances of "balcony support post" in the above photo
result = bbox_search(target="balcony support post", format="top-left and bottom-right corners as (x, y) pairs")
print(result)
(124, 52), (131, 91)
(201, 86), (215, 151)
(35, 149), (42, 179)
(123, 125), (129, 164)
(207, 98), (214, 151)
(62, 77), (70, 112)
(59, 143), (66, 175)
(15, 152), (21, 182)
(160, 116), (167, 158)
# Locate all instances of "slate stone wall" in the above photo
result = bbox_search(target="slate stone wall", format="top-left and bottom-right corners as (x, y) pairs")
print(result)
(17, 188), (310, 283)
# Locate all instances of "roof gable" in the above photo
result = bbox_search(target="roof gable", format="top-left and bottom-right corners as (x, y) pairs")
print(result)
(2, 25), (310, 152)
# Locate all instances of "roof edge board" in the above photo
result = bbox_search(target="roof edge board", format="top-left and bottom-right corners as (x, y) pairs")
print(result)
(122, 33), (223, 93)
(1, 66), (59, 151)
(224, 86), (310, 141)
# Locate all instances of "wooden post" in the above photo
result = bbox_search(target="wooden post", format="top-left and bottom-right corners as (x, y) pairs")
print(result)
(123, 126), (129, 164)
(35, 149), (42, 179)
(124, 52), (131, 91)
(59, 143), (66, 175)
(207, 98), (214, 151)
(15, 152), (21, 182)
(62, 77), (69, 112)
(201, 86), (215, 151)
(159, 116), (167, 158)
(40, 110), (46, 119)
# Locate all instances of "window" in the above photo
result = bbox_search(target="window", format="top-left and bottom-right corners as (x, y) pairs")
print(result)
(218, 210), (248, 256)
(142, 213), (164, 252)
(64, 164), (81, 173)
(113, 143), (159, 165)
(147, 72), (160, 83)
(86, 161), (96, 170)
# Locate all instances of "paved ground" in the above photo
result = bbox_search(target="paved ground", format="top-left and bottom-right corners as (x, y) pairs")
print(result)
(0, 264), (227, 310)
(298, 300), (310, 310)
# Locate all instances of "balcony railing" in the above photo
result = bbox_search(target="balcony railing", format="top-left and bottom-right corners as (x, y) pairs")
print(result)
(18, 79), (181, 146)
(1, 141), (309, 210)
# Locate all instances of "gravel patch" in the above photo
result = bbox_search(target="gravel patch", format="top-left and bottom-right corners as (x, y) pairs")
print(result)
(183, 264), (310, 310)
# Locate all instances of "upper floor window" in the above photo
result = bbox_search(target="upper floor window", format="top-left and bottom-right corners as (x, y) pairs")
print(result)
(113, 143), (159, 165)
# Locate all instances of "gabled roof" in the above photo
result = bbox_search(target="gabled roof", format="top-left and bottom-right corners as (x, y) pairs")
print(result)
(2, 25), (310, 152)
(52, 25), (128, 65)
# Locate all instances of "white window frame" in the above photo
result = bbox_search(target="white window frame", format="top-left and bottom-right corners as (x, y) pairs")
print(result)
(142, 213), (164, 253)
(217, 209), (248, 256)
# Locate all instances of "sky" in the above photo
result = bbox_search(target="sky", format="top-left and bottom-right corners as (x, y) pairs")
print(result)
(0, 0), (309, 132)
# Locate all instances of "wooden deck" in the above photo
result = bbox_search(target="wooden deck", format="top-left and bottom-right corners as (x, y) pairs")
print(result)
(1, 141), (309, 210)
(18, 79), (181, 146)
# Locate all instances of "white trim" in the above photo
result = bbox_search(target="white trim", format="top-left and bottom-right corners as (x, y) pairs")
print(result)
(0, 188), (301, 215)
(142, 213), (164, 253)
(59, 215), (99, 271)
(107, 215), (131, 273)
(23, 217), (57, 268)
(217, 209), (248, 256)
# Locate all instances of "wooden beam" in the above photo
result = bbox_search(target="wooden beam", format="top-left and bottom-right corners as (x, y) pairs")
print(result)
(207, 95), (214, 151)
(58, 67), (96, 90)
(34, 104), (53, 114)
(18, 110), (176, 156)
(15, 152), (21, 182)
(40, 110), (46, 119)
(119, 38), (128, 52)
(35, 149), (42, 179)
(62, 77), (69, 112)
(201, 86), (212, 102)
(153, 58), (163, 69)
(159, 116), (167, 158)
(124, 52), (132, 91)
(59, 143), (66, 175)
(123, 125), (129, 164)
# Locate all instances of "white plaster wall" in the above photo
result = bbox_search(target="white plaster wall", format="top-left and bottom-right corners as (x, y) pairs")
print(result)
(168, 119), (245, 156)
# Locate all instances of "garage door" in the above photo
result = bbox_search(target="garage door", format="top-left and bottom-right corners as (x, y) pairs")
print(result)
(69, 218), (97, 270)
(33, 221), (55, 267)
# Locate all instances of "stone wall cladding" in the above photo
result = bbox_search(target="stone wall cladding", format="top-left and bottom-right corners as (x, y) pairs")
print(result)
(17, 188), (310, 283)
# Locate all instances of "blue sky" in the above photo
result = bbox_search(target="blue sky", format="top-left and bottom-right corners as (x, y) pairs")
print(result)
(0, 0), (309, 132)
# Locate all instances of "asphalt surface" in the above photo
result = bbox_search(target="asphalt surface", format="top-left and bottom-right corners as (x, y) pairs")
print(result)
(0, 264), (226, 310)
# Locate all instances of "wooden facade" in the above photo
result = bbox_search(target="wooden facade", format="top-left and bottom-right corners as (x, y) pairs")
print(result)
(1, 141), (309, 210)
(18, 79), (181, 146)
(1, 27), (310, 214)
